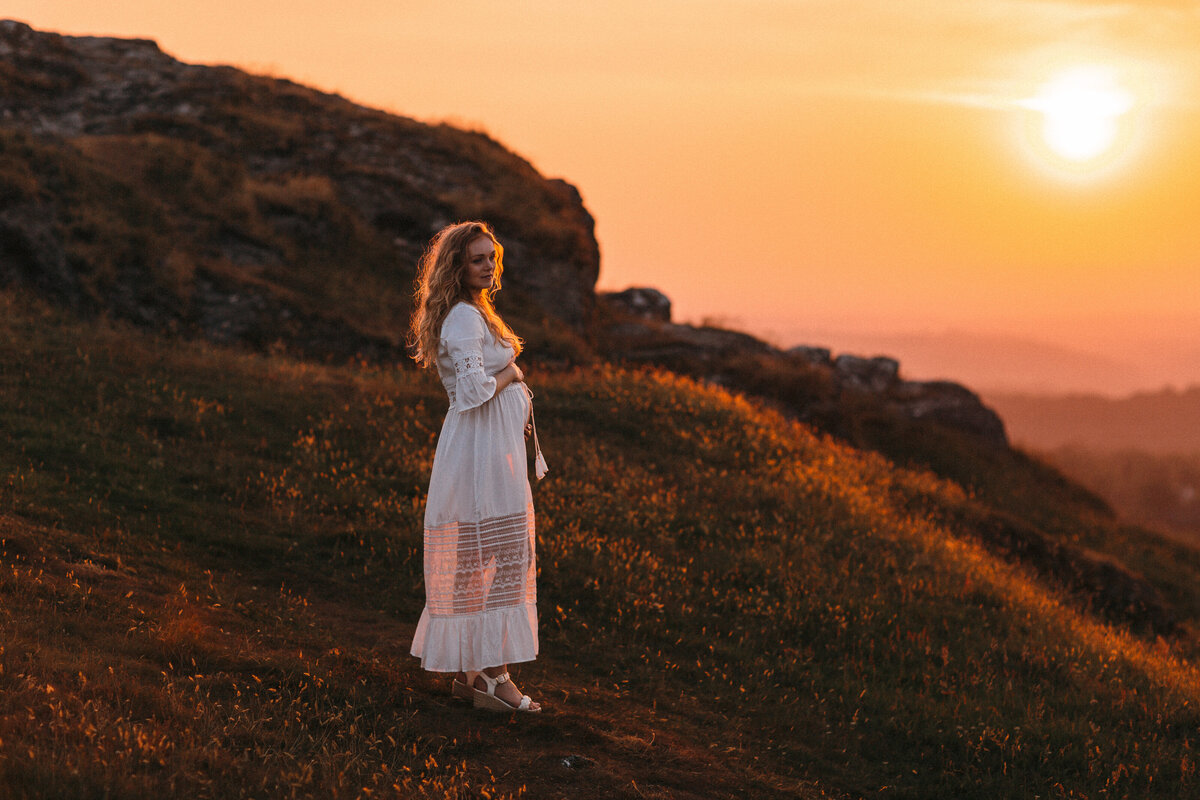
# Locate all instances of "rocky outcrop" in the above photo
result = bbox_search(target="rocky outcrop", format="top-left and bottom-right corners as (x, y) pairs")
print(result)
(789, 345), (832, 367)
(599, 287), (672, 321)
(0, 18), (1001, 446)
(890, 380), (1008, 445)
(597, 288), (1008, 447)
(833, 354), (900, 392)
(0, 19), (600, 357)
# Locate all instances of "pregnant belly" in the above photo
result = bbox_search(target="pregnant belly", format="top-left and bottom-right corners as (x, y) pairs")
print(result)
(498, 381), (532, 421)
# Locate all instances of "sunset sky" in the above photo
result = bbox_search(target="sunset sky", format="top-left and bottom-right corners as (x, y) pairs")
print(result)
(10, 1), (1200, 393)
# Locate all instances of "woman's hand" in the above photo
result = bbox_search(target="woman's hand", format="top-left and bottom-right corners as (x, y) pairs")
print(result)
(492, 361), (524, 395)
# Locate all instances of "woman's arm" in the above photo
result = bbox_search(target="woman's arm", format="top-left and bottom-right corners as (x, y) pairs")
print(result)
(492, 361), (524, 395)
(442, 305), (525, 408)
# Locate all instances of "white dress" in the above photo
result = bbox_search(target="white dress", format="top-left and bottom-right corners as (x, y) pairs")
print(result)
(410, 302), (538, 673)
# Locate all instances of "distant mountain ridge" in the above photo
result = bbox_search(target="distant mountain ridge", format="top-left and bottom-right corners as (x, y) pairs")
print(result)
(987, 385), (1200, 454)
(783, 328), (1155, 396)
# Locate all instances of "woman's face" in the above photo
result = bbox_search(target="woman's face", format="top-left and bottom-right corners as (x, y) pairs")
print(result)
(463, 236), (497, 292)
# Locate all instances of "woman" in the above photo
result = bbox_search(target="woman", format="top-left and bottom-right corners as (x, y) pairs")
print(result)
(408, 221), (544, 712)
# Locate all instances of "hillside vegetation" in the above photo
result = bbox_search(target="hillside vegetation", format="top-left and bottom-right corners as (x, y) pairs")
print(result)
(2, 290), (1200, 799)
(4, 21), (1200, 798)
(0, 20), (598, 365)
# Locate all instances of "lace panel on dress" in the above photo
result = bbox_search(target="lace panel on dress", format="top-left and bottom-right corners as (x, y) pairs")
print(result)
(454, 353), (484, 377)
(424, 504), (536, 617)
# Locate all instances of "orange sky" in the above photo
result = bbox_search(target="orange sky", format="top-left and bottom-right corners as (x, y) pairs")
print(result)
(9, 1), (1200, 393)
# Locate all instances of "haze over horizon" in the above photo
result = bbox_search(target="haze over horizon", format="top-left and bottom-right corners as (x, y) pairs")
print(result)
(752, 323), (1197, 397)
(10, 2), (1200, 394)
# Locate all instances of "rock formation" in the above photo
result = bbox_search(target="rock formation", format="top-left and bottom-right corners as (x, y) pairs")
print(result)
(2, 20), (1006, 446)
(599, 287), (672, 321)
(597, 288), (1008, 447)
(0, 19), (599, 358)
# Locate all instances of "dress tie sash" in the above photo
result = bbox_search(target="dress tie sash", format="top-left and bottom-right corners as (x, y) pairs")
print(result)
(523, 384), (548, 481)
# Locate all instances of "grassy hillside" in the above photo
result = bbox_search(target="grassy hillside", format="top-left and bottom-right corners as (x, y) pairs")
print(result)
(2, 289), (1200, 799)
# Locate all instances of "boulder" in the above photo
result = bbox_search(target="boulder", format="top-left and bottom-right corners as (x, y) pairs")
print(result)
(599, 287), (672, 322)
(891, 380), (1008, 446)
(834, 354), (900, 393)
(788, 345), (833, 367)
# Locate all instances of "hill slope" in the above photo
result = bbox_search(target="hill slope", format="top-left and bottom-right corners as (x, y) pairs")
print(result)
(2, 290), (1199, 799)
(0, 19), (598, 362)
(3, 18), (1200, 800)
(1, 18), (1020, 476)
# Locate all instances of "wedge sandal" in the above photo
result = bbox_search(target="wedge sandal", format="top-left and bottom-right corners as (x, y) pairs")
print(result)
(472, 671), (540, 712)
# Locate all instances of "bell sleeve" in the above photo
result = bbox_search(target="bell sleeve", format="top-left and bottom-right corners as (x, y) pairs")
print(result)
(442, 306), (499, 411)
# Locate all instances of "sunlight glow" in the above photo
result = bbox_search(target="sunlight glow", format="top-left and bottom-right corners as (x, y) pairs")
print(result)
(1021, 66), (1135, 166)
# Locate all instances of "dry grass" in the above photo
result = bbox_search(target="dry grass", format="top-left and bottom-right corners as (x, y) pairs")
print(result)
(1, 290), (1198, 798)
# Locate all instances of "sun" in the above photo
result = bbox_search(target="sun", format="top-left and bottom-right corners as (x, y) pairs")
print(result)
(1020, 66), (1135, 170)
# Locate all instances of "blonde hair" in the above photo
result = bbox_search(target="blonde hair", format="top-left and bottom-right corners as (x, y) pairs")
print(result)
(409, 221), (523, 369)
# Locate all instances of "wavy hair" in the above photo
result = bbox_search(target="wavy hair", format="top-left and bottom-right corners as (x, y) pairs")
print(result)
(409, 221), (523, 369)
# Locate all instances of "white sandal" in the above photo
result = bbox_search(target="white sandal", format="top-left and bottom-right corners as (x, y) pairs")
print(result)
(472, 672), (540, 712)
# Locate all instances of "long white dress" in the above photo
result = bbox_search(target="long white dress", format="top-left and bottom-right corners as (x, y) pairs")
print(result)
(410, 301), (538, 673)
